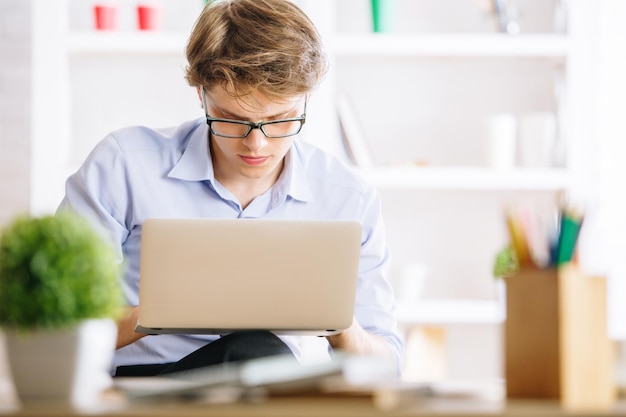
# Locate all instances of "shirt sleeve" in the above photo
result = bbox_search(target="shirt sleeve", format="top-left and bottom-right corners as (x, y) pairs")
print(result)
(57, 134), (130, 263)
(354, 186), (404, 371)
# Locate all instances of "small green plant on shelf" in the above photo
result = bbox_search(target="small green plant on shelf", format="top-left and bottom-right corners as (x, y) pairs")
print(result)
(493, 245), (519, 279)
(0, 211), (123, 332)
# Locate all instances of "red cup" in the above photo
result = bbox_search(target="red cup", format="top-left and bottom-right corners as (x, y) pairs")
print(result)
(94, 4), (118, 31)
(137, 4), (163, 31)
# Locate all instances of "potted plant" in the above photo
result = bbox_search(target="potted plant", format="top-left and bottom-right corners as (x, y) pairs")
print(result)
(0, 211), (122, 408)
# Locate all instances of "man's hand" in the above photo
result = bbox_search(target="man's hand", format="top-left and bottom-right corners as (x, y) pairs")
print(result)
(326, 318), (393, 357)
(116, 306), (147, 349)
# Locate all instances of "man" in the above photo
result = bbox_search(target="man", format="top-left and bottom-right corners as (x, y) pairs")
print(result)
(60, 0), (402, 376)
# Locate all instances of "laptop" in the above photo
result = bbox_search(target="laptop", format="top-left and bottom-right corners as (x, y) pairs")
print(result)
(135, 218), (362, 336)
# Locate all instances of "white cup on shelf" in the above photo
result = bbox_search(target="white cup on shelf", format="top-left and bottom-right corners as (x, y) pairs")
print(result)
(517, 111), (557, 168)
(485, 113), (517, 170)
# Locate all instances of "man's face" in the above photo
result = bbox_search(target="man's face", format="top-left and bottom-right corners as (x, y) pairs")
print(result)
(201, 86), (306, 188)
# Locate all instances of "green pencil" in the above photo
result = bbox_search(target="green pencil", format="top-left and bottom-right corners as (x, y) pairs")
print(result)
(557, 210), (583, 265)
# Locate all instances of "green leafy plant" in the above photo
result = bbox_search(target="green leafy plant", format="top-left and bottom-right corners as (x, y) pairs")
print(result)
(0, 212), (123, 331)
(493, 245), (519, 278)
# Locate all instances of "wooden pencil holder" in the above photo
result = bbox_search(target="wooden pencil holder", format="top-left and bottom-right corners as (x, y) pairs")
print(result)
(504, 263), (615, 410)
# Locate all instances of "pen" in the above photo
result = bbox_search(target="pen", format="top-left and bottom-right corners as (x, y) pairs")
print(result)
(548, 209), (561, 267)
(557, 209), (583, 265)
(505, 210), (533, 268)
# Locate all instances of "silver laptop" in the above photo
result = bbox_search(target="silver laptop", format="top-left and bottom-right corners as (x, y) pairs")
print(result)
(135, 218), (361, 336)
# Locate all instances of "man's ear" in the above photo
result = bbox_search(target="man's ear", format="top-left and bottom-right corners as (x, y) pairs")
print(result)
(196, 86), (203, 108)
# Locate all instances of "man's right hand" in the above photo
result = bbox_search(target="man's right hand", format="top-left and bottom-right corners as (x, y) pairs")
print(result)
(116, 306), (148, 349)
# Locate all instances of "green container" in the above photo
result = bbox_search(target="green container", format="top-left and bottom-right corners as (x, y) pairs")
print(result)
(371, 0), (395, 33)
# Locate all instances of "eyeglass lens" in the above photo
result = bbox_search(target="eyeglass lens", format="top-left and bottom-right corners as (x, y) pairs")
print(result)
(210, 119), (302, 138)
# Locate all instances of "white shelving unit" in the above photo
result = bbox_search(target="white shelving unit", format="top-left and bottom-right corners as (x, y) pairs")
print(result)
(66, 32), (189, 55)
(332, 33), (570, 57)
(315, 0), (595, 380)
(360, 167), (570, 191)
(326, 3), (571, 284)
(396, 299), (505, 325)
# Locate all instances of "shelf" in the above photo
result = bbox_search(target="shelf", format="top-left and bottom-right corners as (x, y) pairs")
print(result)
(359, 166), (571, 191)
(332, 33), (570, 58)
(66, 33), (571, 58)
(67, 32), (189, 55)
(396, 299), (505, 325)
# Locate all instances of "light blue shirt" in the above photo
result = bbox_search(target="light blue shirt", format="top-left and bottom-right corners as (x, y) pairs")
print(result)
(59, 118), (402, 372)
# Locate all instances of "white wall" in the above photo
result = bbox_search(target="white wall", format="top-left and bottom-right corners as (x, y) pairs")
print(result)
(0, 0), (32, 225)
(0, 0), (33, 396)
(593, 0), (626, 340)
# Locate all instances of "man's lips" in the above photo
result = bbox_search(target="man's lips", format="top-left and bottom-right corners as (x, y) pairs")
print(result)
(239, 155), (269, 166)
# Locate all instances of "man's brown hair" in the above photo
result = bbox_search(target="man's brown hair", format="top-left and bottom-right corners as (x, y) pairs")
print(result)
(185, 0), (327, 100)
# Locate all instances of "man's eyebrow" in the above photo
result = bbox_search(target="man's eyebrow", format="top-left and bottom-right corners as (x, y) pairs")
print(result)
(211, 103), (299, 121)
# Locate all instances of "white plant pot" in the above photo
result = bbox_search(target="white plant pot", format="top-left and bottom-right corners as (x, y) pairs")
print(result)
(5, 318), (117, 409)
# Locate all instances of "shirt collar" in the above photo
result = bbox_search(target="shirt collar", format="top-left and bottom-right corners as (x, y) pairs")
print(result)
(167, 122), (215, 182)
(167, 124), (314, 203)
(273, 142), (314, 204)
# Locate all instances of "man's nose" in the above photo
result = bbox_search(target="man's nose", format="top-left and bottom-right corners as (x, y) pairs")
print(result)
(242, 127), (268, 152)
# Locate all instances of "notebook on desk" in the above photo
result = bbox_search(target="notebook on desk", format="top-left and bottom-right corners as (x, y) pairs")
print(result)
(135, 218), (362, 336)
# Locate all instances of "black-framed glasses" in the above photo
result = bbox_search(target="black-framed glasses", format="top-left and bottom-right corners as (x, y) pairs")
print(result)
(201, 87), (306, 139)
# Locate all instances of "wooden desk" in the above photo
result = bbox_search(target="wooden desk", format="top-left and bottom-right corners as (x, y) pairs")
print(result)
(1, 391), (625, 417)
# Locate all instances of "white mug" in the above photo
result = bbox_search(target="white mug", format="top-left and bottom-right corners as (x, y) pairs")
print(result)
(518, 112), (557, 167)
(485, 113), (517, 170)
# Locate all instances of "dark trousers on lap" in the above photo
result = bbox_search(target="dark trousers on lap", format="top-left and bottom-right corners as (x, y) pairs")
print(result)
(115, 330), (293, 377)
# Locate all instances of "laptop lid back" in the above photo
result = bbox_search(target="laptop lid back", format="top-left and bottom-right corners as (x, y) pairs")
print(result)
(136, 218), (361, 336)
